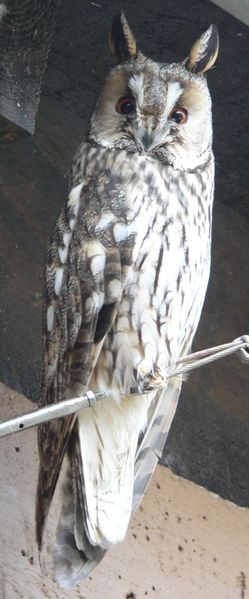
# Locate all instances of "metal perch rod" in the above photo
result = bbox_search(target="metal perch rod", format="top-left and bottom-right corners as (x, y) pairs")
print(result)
(0, 335), (248, 440)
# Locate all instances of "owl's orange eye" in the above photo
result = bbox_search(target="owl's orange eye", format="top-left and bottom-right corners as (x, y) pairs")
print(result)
(169, 107), (188, 124)
(115, 96), (135, 115)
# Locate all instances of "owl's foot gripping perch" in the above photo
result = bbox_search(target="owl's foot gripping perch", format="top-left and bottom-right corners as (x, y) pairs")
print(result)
(132, 363), (166, 394)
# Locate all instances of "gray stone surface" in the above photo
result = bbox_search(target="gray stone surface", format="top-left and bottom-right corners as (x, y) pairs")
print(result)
(0, 0), (61, 132)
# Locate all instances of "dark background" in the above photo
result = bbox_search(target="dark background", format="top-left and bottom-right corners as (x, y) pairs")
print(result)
(0, 0), (248, 505)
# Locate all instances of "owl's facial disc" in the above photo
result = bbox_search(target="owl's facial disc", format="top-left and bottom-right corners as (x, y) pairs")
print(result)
(114, 76), (187, 153)
(90, 60), (212, 167)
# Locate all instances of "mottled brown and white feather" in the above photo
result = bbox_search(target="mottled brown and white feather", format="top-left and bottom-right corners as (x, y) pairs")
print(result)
(36, 14), (218, 588)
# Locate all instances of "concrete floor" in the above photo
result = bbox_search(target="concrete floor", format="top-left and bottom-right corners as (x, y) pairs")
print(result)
(1, 384), (249, 599)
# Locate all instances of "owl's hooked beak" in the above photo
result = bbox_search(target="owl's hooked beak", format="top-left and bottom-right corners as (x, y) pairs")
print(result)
(141, 130), (154, 151)
(135, 116), (170, 154)
(136, 115), (159, 153)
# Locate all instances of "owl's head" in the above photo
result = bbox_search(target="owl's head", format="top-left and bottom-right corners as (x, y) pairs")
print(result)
(89, 14), (219, 170)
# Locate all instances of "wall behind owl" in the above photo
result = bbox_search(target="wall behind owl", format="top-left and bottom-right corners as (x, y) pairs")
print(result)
(0, 0), (248, 506)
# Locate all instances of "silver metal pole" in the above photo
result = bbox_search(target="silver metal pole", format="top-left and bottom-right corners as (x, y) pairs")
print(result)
(0, 390), (104, 439)
(0, 335), (248, 440)
(175, 336), (249, 365)
(171, 337), (249, 376)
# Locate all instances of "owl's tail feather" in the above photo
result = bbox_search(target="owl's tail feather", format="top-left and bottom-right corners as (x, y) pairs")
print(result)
(133, 377), (182, 510)
(52, 464), (105, 587)
(47, 379), (182, 588)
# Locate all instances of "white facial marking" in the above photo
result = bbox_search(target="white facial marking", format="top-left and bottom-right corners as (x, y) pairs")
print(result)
(47, 304), (54, 332)
(54, 267), (64, 296)
(129, 73), (144, 108)
(166, 81), (182, 113)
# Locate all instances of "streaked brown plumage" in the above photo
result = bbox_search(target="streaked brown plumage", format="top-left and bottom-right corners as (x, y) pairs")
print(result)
(36, 14), (219, 587)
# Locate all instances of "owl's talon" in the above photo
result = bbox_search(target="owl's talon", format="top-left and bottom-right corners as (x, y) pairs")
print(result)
(132, 367), (165, 394)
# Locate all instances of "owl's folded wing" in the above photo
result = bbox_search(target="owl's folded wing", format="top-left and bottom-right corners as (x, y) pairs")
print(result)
(36, 174), (132, 549)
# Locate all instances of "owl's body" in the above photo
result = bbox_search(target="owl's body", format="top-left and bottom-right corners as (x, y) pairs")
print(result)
(71, 143), (213, 386)
(36, 15), (218, 587)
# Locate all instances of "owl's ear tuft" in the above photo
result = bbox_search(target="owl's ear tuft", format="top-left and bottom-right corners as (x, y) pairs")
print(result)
(110, 13), (137, 63)
(185, 25), (219, 75)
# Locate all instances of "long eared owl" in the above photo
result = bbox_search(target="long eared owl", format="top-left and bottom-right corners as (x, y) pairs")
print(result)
(36, 14), (219, 587)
